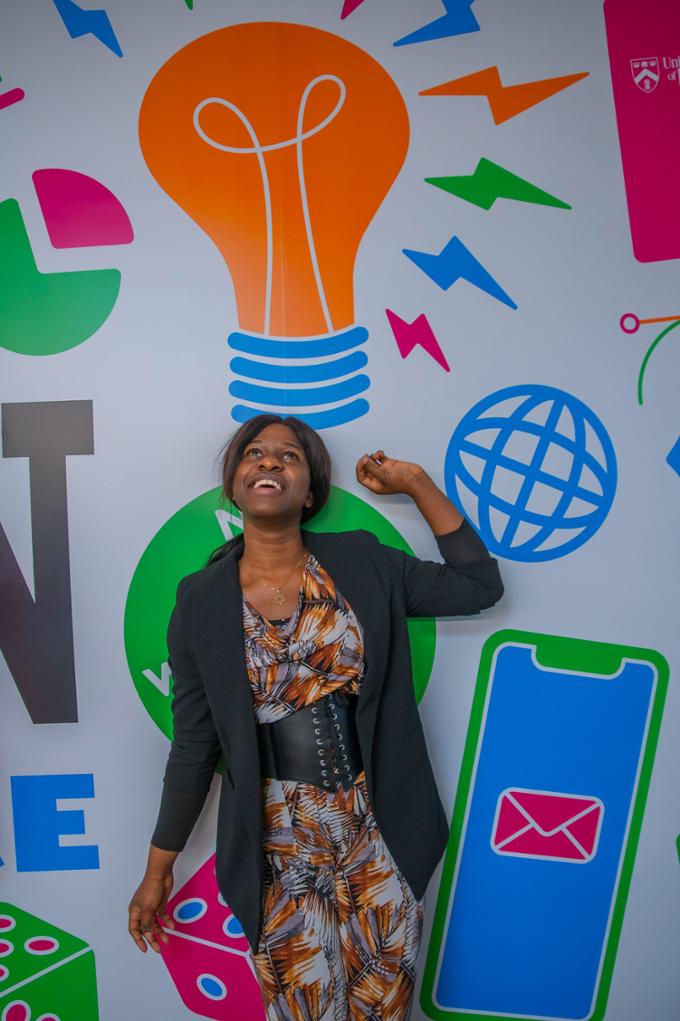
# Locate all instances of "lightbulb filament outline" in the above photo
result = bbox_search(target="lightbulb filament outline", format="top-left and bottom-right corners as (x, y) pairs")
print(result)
(193, 75), (346, 335)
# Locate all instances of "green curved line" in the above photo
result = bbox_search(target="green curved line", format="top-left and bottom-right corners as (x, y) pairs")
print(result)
(638, 318), (680, 405)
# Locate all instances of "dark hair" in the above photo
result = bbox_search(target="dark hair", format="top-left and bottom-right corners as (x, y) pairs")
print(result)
(220, 414), (331, 524)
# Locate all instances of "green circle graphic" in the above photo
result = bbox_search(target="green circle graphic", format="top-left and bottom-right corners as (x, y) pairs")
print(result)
(124, 485), (436, 741)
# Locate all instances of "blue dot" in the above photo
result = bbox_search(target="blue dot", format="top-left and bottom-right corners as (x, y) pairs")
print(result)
(223, 916), (244, 938)
(197, 974), (227, 1000)
(174, 899), (206, 923)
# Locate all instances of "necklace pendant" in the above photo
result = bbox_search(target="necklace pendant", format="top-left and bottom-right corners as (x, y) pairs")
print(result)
(272, 589), (285, 605)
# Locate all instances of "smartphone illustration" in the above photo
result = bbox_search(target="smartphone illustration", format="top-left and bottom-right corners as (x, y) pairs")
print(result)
(421, 629), (668, 1021)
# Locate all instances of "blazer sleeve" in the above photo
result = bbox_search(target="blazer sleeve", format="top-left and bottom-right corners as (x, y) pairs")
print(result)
(151, 578), (222, 852)
(373, 517), (504, 617)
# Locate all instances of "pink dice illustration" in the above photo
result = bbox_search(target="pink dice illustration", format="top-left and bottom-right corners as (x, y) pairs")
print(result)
(159, 855), (264, 1020)
(0, 903), (98, 1020)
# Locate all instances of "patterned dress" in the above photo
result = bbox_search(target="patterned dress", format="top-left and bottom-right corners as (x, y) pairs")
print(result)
(242, 553), (424, 1021)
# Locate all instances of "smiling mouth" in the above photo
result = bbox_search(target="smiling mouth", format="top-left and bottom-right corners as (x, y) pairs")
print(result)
(250, 478), (283, 491)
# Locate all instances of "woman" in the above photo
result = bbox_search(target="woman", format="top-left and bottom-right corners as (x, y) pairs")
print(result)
(128, 413), (503, 1020)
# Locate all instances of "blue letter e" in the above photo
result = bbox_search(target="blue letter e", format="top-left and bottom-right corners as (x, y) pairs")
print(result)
(11, 774), (100, 872)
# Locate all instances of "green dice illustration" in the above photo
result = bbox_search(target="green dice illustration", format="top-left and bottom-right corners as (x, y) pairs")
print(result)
(0, 903), (98, 1020)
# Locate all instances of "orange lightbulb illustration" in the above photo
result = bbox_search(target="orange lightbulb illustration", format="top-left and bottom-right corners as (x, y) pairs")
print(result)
(139, 21), (409, 427)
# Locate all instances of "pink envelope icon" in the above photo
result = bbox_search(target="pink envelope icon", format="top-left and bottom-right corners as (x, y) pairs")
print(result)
(491, 788), (604, 863)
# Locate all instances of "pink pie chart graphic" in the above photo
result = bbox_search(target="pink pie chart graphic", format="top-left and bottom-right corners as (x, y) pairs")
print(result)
(32, 168), (133, 248)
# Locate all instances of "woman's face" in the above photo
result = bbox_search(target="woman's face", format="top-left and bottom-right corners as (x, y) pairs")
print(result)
(231, 423), (314, 523)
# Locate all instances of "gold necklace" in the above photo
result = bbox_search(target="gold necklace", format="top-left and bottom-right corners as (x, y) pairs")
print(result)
(243, 550), (309, 605)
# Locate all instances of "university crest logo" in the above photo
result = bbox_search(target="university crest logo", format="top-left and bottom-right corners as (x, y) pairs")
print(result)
(630, 57), (659, 92)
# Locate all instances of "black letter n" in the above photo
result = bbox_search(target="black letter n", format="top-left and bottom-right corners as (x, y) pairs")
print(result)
(1, 401), (94, 723)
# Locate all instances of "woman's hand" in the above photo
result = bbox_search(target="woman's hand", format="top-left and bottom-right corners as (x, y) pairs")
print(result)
(356, 449), (465, 534)
(355, 450), (427, 496)
(128, 872), (175, 953)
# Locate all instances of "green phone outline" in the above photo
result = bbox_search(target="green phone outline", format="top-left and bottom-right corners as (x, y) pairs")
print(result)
(420, 628), (669, 1021)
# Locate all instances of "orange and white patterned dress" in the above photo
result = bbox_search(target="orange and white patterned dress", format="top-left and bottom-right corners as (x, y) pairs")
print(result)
(243, 552), (424, 1021)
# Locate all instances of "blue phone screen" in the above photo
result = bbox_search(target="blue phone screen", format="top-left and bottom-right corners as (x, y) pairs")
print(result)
(434, 642), (657, 1019)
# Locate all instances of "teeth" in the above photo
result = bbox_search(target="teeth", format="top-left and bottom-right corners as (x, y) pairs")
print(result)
(253, 479), (281, 490)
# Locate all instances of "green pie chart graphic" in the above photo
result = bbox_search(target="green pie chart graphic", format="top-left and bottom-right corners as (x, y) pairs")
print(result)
(0, 199), (121, 356)
(124, 485), (437, 741)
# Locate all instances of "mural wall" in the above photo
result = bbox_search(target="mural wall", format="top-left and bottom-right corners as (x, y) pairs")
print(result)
(1, 1), (679, 1019)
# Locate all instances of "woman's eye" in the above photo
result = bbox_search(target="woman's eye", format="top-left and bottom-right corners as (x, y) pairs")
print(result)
(282, 451), (298, 460)
(244, 448), (260, 457)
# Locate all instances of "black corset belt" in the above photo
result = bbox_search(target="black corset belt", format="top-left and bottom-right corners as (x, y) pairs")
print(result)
(256, 690), (363, 792)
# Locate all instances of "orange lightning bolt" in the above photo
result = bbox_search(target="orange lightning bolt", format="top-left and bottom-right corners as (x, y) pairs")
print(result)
(420, 66), (589, 124)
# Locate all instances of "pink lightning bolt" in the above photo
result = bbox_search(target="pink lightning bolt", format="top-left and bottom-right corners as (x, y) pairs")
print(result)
(341, 0), (367, 18)
(385, 309), (450, 371)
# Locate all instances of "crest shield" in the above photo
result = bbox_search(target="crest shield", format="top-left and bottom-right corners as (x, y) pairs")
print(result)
(630, 57), (659, 92)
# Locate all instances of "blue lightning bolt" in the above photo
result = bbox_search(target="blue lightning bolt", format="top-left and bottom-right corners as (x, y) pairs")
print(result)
(394, 0), (479, 47)
(403, 235), (517, 309)
(52, 0), (123, 58)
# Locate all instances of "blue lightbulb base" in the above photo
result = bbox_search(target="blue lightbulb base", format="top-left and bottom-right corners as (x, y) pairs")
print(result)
(227, 325), (370, 429)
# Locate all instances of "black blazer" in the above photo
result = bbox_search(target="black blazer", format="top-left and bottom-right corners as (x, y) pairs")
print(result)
(151, 521), (503, 950)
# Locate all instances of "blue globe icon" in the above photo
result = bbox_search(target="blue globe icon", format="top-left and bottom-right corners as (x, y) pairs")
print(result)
(445, 384), (617, 562)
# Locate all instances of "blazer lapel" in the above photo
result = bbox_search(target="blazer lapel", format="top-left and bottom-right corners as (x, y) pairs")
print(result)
(193, 540), (262, 844)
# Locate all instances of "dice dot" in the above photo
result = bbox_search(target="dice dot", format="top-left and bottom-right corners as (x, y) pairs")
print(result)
(0, 917), (15, 933)
(173, 898), (207, 924)
(2, 1000), (30, 1021)
(25, 936), (59, 955)
(0, 965), (8, 981)
(36, 1015), (61, 1021)
(217, 893), (227, 907)
(222, 916), (244, 938)
(197, 973), (227, 1001)
(0, 941), (13, 958)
